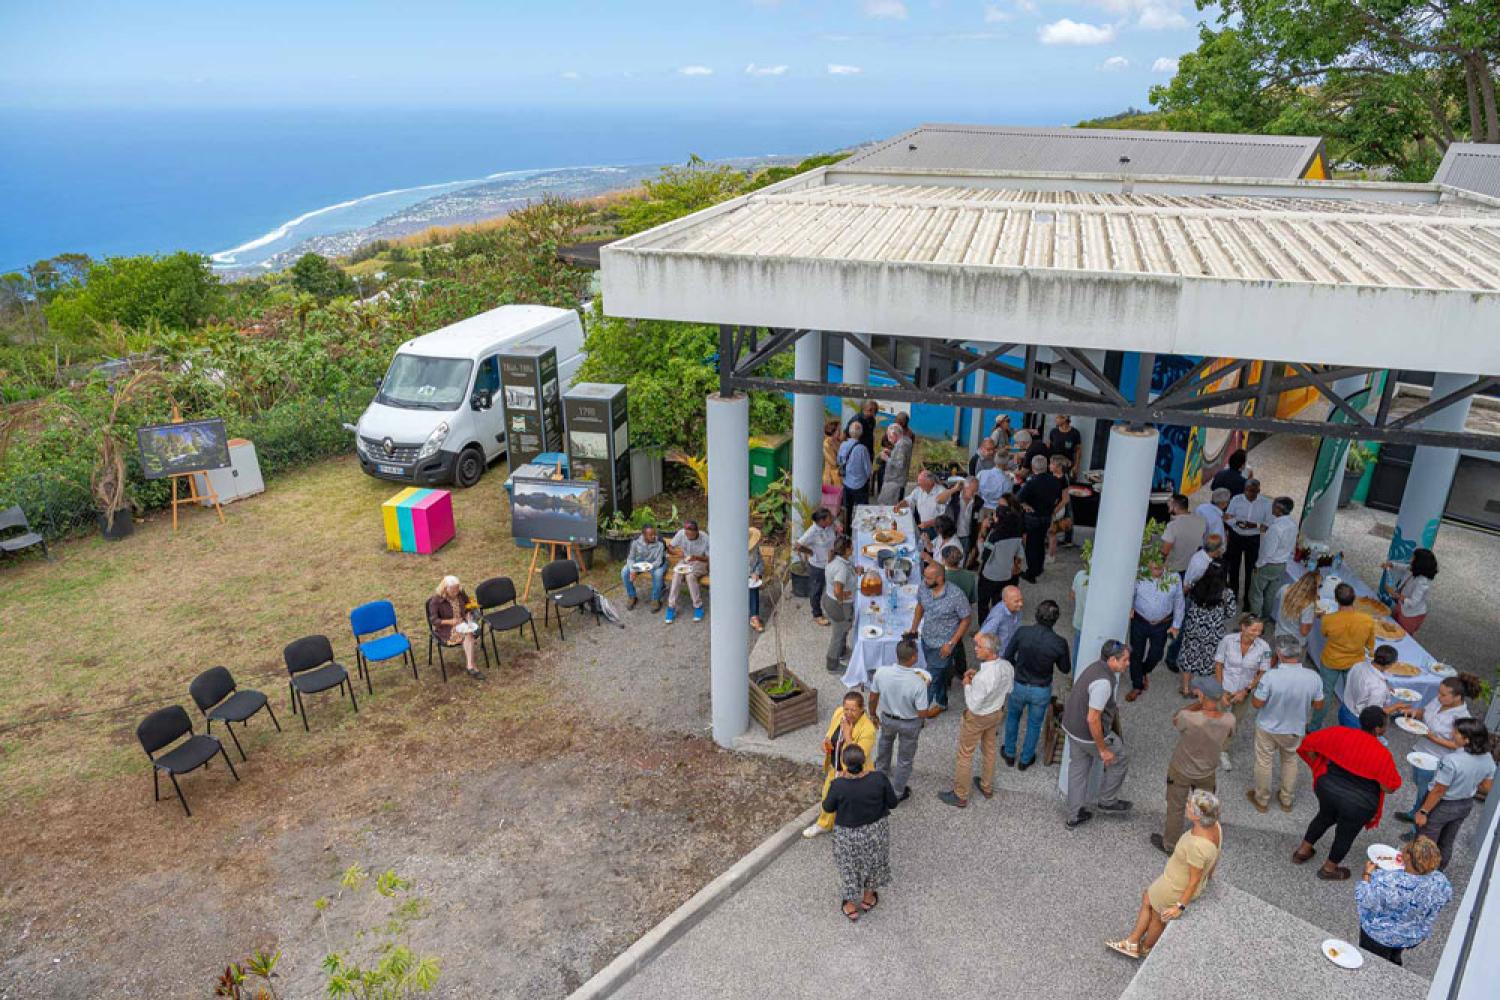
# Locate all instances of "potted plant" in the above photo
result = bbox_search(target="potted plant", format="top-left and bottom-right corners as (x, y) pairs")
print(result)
(602, 510), (637, 562)
(1338, 443), (1373, 509)
(919, 438), (967, 478)
(748, 547), (819, 738)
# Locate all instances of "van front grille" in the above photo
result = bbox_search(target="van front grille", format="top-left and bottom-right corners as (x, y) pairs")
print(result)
(361, 437), (420, 464)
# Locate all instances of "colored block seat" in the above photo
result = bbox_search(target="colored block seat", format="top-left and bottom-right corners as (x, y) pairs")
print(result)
(382, 488), (455, 554)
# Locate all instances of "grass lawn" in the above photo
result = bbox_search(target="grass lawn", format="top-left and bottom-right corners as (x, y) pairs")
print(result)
(0, 455), (626, 799)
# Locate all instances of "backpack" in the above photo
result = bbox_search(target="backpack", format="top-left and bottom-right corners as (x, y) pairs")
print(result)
(591, 590), (626, 628)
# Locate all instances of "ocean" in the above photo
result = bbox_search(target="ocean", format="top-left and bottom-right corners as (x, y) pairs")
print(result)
(0, 106), (947, 273)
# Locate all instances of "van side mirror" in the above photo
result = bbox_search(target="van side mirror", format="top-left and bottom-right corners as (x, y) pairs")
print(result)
(472, 389), (494, 411)
(374, 377), (383, 390)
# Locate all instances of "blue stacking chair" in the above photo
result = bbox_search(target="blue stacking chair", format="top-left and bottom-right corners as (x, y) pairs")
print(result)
(349, 600), (417, 693)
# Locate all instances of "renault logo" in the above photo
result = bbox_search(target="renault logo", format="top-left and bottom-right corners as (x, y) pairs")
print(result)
(382, 437), (395, 456)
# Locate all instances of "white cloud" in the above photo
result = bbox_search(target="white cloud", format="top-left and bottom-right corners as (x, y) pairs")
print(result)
(1038, 19), (1116, 44)
(1090, 0), (1190, 30)
(1015, 0), (1038, 12)
(677, 65), (714, 76)
(863, 0), (908, 19)
(745, 63), (789, 76)
(984, 4), (1011, 22)
(827, 63), (864, 75)
(1151, 56), (1180, 73)
(1098, 55), (1130, 71)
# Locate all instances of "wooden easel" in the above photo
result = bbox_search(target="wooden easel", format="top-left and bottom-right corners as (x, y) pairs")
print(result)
(521, 538), (581, 601)
(165, 405), (226, 532)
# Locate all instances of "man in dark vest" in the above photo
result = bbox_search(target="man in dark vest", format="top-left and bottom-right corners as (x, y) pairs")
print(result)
(1062, 639), (1134, 829)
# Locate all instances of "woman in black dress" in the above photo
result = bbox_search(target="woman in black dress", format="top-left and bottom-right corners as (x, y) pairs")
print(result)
(822, 744), (898, 922)
(1176, 566), (1237, 697)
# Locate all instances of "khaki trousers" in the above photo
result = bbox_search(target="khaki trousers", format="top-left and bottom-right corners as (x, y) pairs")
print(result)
(953, 706), (1005, 801)
(1253, 727), (1302, 808)
(1164, 766), (1217, 851)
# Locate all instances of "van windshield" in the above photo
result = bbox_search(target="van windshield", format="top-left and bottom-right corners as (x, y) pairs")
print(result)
(376, 355), (473, 411)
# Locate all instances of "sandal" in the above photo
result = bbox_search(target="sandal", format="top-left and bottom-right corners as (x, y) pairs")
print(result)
(1105, 939), (1142, 959)
(841, 902), (860, 923)
(750, 617), (764, 632)
(466, 668), (486, 681)
(1291, 846), (1315, 865)
(860, 891), (879, 912)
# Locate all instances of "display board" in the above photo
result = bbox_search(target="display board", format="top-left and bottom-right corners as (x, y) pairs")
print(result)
(136, 418), (232, 480)
(563, 382), (631, 518)
(499, 345), (564, 469)
(510, 477), (599, 547)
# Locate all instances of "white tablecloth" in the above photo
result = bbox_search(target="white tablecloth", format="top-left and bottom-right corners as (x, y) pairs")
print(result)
(842, 505), (926, 688)
(1287, 562), (1445, 707)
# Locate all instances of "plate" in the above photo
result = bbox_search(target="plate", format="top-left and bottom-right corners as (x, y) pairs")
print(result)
(1387, 661), (1422, 678)
(1391, 687), (1421, 703)
(453, 621), (479, 635)
(1068, 485), (1093, 498)
(673, 563), (695, 575)
(1406, 751), (1439, 771)
(873, 529), (907, 545)
(1316, 598), (1337, 614)
(747, 577), (763, 589)
(1366, 844), (1403, 871)
(1395, 716), (1430, 736)
(1374, 620), (1407, 641)
(1321, 939), (1364, 970)
(1431, 663), (1457, 678)
(631, 561), (655, 573)
(860, 624), (884, 639)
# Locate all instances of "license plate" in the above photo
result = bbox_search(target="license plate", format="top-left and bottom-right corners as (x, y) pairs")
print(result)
(377, 464), (405, 476)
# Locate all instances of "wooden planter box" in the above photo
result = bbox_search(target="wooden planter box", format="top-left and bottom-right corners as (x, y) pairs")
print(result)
(749, 665), (819, 739)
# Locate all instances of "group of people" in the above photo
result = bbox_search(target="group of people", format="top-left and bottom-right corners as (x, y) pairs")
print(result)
(801, 436), (1492, 969)
(618, 520), (712, 623)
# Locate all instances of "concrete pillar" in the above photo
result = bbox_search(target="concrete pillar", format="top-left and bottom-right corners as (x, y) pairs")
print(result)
(707, 392), (751, 748)
(792, 332), (825, 537)
(1300, 373), (1370, 545)
(967, 369), (985, 449)
(1061, 424), (1157, 795)
(1383, 373), (1477, 588)
(841, 333), (870, 423)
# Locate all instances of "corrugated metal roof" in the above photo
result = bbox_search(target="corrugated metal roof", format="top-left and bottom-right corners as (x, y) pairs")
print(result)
(1434, 143), (1500, 200)
(843, 124), (1326, 180)
(632, 182), (1500, 293)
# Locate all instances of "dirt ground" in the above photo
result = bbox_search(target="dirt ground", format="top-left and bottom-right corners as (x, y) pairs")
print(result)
(0, 457), (814, 999)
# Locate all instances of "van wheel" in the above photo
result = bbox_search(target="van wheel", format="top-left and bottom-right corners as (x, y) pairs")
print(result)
(454, 447), (486, 488)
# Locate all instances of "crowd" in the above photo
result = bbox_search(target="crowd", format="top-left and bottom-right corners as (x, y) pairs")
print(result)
(765, 411), (1495, 970)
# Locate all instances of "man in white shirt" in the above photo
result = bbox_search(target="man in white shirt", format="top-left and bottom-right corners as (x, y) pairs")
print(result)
(1183, 534), (1226, 590)
(1339, 645), (1411, 727)
(664, 521), (710, 623)
(1125, 561), (1184, 702)
(1247, 635), (1325, 812)
(939, 632), (1014, 808)
(896, 470), (959, 537)
(1196, 488), (1230, 547)
(976, 464), (1012, 509)
(794, 507), (837, 625)
(1247, 496), (1298, 618)
(1225, 478), (1271, 600)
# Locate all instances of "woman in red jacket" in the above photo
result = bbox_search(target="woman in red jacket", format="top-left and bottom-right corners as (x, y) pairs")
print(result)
(1292, 706), (1402, 880)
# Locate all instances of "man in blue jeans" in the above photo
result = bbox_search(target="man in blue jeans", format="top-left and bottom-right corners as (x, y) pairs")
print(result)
(1002, 600), (1073, 768)
(909, 562), (972, 711)
(620, 525), (667, 612)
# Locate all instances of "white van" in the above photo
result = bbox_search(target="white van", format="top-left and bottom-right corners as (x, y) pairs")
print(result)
(355, 304), (585, 486)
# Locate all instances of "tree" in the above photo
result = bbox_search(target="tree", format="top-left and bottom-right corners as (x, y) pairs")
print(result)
(614, 156), (750, 235)
(290, 252), (357, 302)
(43, 252), (222, 344)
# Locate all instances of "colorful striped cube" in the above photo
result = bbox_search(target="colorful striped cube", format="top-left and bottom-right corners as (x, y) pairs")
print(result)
(382, 488), (455, 554)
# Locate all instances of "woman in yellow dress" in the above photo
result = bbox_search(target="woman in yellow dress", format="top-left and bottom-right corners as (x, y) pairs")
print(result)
(803, 690), (877, 838)
(822, 419), (844, 488)
(1107, 789), (1222, 958)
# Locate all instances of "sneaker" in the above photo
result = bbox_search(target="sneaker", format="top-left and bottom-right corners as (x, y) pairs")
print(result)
(692, 606), (705, 622)
(1219, 752), (1233, 772)
(627, 596), (638, 610)
(1149, 833), (1170, 855)
(664, 608), (676, 624)
(802, 823), (827, 839)
(1096, 799), (1133, 813)
(938, 791), (968, 809)
(1066, 809), (1094, 829)
(1017, 758), (1033, 772)
(1001, 750), (1016, 767)
(1245, 789), (1268, 814)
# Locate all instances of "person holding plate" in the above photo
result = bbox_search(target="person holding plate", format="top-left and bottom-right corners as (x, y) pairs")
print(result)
(1393, 672), (1480, 823)
(1355, 835), (1452, 966)
(1413, 718), (1495, 867)
(621, 524), (667, 612)
(426, 575), (484, 680)
(1380, 548), (1438, 635)
(1339, 645), (1407, 728)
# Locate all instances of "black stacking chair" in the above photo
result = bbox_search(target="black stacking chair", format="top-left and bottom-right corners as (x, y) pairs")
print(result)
(475, 576), (539, 660)
(425, 603), (491, 682)
(136, 705), (239, 817)
(282, 635), (357, 731)
(541, 559), (598, 640)
(188, 666), (281, 762)
(0, 505), (47, 561)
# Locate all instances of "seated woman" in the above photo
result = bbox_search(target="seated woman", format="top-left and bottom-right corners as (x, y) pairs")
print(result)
(426, 575), (484, 680)
(1293, 706), (1402, 879)
(1355, 835), (1453, 966)
(1107, 789), (1222, 959)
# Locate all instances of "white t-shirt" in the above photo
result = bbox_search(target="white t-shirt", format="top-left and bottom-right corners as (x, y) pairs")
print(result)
(1088, 674), (1117, 711)
(1342, 660), (1391, 716)
(825, 555), (856, 603)
(796, 523), (836, 569)
(1184, 548), (1214, 589)
(1273, 583), (1315, 639)
(1215, 633), (1272, 693)
(905, 483), (946, 524)
(1071, 569), (1089, 631)
(1416, 700), (1472, 758)
(670, 529), (709, 559)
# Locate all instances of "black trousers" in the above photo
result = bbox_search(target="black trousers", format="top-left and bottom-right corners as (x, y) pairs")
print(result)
(841, 483), (869, 534)
(808, 565), (826, 618)
(976, 574), (1015, 623)
(1128, 615), (1172, 691)
(1225, 531), (1260, 599)
(1022, 513), (1049, 581)
(1302, 779), (1377, 865)
(1359, 928), (1403, 967)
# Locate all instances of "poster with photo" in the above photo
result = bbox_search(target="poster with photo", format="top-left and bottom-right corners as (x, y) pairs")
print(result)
(509, 478), (598, 546)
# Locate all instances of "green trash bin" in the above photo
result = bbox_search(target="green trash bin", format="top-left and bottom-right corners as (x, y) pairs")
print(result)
(748, 434), (792, 497)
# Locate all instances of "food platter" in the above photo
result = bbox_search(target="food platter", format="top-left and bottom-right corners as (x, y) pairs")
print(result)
(1387, 661), (1422, 678)
(1394, 716), (1430, 736)
(1354, 596), (1393, 618)
(1067, 485), (1093, 498)
(1373, 619), (1407, 641)
(873, 529), (907, 545)
(1366, 843), (1402, 871)
(1321, 939), (1363, 970)
(861, 543), (895, 561)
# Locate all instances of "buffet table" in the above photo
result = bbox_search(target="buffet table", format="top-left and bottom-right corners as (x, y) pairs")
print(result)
(1287, 561), (1447, 707)
(841, 505), (925, 688)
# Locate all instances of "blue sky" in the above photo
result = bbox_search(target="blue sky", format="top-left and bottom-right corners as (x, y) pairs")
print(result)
(0, 0), (1206, 120)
